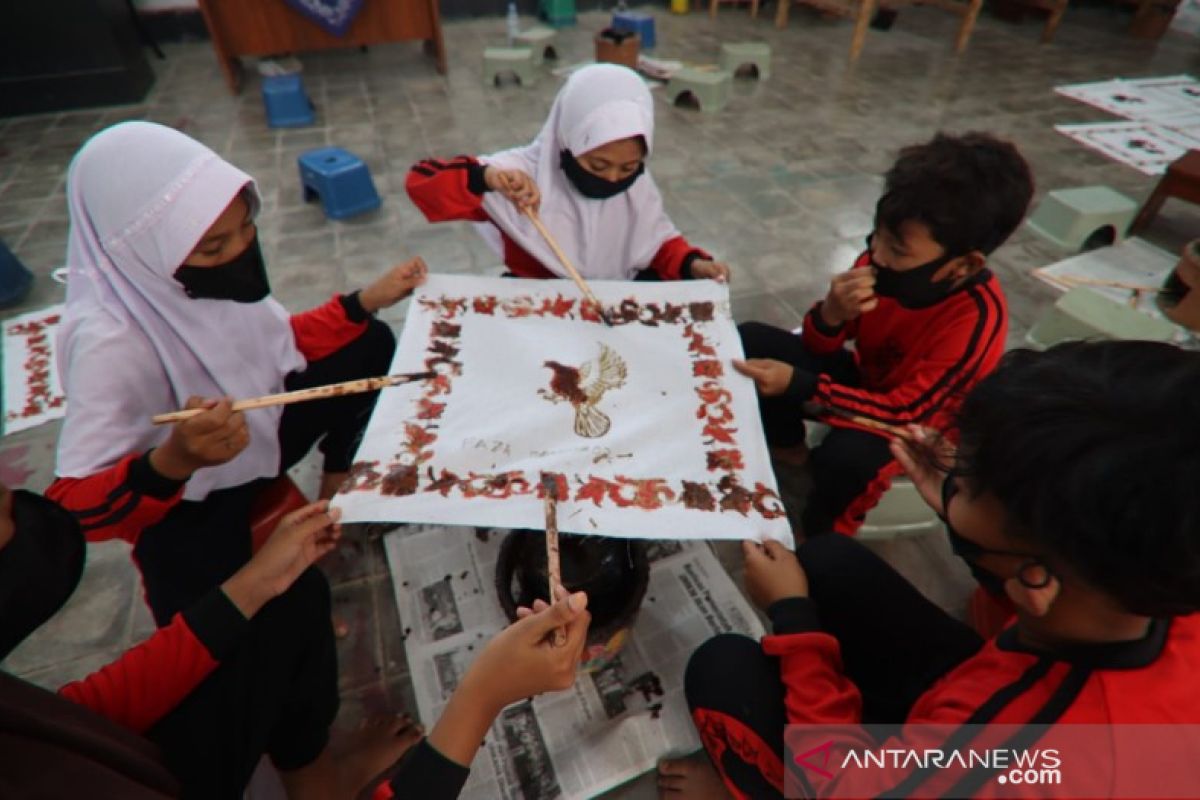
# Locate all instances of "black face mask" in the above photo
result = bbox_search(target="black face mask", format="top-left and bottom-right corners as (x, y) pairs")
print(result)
(0, 491), (85, 661)
(867, 235), (959, 310)
(559, 149), (645, 200)
(940, 476), (1054, 601)
(174, 236), (271, 303)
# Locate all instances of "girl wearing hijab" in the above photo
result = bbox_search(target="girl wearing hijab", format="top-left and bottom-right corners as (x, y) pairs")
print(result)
(406, 64), (730, 283)
(0, 483), (592, 799)
(46, 121), (423, 629)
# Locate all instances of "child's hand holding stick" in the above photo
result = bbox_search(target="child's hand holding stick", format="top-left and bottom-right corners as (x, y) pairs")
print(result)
(541, 475), (567, 647)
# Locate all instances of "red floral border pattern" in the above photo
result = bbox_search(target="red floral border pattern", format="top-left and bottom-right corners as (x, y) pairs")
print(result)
(343, 294), (784, 521)
(4, 313), (65, 428)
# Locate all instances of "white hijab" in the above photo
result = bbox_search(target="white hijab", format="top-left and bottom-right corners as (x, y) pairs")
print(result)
(479, 64), (680, 281)
(56, 121), (305, 501)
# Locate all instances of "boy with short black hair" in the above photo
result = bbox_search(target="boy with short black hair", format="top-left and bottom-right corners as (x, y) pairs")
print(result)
(735, 132), (1034, 537)
(662, 341), (1200, 799)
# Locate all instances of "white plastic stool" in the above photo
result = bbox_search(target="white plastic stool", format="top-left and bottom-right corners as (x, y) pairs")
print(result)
(668, 67), (732, 112)
(1025, 287), (1178, 349)
(1026, 186), (1138, 251)
(720, 42), (772, 79)
(483, 47), (537, 87)
(514, 26), (557, 64)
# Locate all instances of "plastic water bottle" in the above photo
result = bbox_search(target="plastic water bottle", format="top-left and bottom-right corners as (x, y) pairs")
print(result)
(506, 2), (520, 45)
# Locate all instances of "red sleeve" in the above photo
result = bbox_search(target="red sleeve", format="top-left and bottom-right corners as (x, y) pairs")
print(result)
(763, 631), (864, 725)
(761, 622), (990, 798)
(811, 279), (1007, 434)
(406, 156), (491, 224)
(58, 588), (248, 734)
(649, 235), (710, 281)
(290, 293), (369, 363)
(46, 453), (184, 546)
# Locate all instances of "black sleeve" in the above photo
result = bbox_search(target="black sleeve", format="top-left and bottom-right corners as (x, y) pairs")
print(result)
(388, 739), (471, 799)
(680, 250), (706, 280)
(131, 452), (187, 499)
(806, 302), (845, 338)
(466, 161), (490, 195)
(767, 597), (822, 635)
(339, 290), (371, 323)
(783, 368), (818, 400)
(185, 587), (252, 660)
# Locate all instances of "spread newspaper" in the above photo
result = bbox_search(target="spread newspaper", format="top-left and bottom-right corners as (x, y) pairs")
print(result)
(383, 524), (765, 799)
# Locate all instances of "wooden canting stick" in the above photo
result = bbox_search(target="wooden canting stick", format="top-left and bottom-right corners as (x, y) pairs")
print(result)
(522, 206), (615, 327)
(151, 371), (437, 425)
(541, 474), (567, 646)
(820, 405), (910, 439)
(1054, 274), (1161, 293)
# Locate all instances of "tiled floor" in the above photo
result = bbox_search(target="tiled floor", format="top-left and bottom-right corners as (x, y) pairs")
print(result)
(3, 5), (1200, 797)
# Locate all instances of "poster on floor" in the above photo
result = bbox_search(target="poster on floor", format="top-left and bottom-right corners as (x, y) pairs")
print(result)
(1053, 121), (1197, 175)
(1055, 77), (1187, 120)
(1031, 238), (1178, 317)
(1055, 75), (1200, 171)
(385, 524), (765, 800)
(333, 274), (791, 545)
(2, 304), (66, 435)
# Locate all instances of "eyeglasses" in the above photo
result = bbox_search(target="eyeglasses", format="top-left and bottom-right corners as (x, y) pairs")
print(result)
(940, 474), (1055, 590)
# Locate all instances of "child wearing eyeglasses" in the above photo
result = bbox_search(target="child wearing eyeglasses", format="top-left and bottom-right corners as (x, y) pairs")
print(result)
(662, 340), (1200, 799)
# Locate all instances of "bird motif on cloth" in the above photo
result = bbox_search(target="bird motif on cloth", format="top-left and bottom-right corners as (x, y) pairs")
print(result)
(539, 343), (628, 438)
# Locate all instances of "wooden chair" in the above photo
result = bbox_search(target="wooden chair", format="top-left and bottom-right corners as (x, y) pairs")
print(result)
(1129, 150), (1200, 236)
(774, 0), (983, 61)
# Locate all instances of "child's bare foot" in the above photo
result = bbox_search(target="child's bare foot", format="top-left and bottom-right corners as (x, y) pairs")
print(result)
(335, 714), (422, 799)
(657, 754), (731, 798)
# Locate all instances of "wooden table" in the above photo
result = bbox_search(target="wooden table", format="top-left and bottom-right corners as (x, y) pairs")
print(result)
(197, 0), (446, 93)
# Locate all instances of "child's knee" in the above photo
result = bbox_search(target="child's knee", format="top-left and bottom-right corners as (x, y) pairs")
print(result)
(810, 436), (893, 488)
(259, 566), (333, 635)
(685, 633), (762, 702)
(736, 321), (782, 355)
(361, 317), (397, 368)
(797, 533), (870, 575)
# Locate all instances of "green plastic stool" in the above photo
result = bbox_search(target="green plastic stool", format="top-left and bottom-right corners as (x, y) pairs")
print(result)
(1026, 186), (1138, 251)
(668, 67), (731, 113)
(483, 47), (537, 87)
(514, 26), (557, 65)
(1025, 287), (1179, 349)
(858, 478), (945, 541)
(719, 42), (771, 79)
(538, 0), (576, 28)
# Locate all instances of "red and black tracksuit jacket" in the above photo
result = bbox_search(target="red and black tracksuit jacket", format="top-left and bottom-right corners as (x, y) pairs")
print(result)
(45, 293), (368, 545)
(697, 601), (1200, 799)
(797, 254), (1007, 533)
(405, 155), (709, 279)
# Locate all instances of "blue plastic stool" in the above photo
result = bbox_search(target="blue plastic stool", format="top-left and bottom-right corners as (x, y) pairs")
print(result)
(612, 11), (655, 49)
(0, 240), (33, 310)
(297, 147), (382, 220)
(262, 75), (315, 128)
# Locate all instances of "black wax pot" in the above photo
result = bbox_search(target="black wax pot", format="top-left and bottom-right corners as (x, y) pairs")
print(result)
(496, 531), (649, 647)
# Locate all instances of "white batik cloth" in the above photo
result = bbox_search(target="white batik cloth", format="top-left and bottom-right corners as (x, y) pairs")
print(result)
(334, 274), (791, 546)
